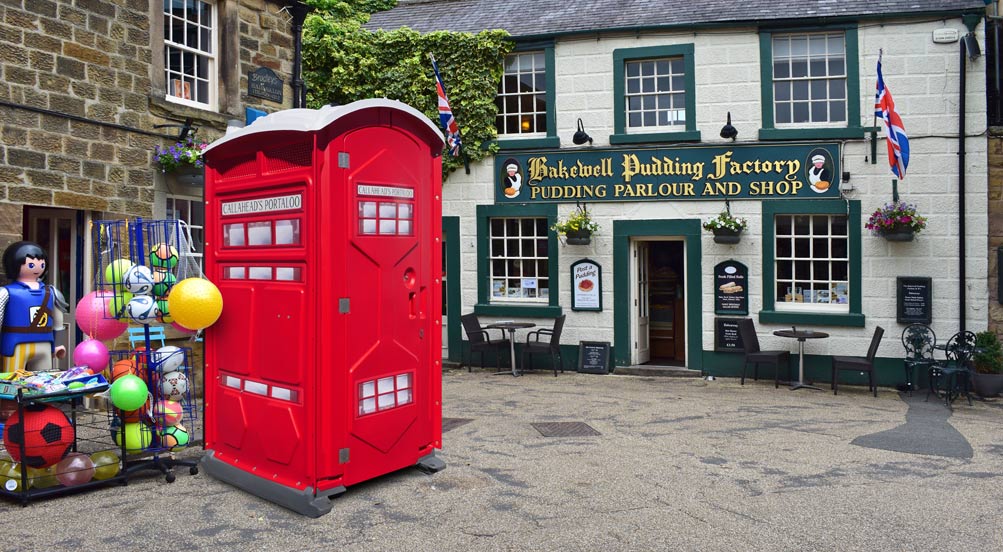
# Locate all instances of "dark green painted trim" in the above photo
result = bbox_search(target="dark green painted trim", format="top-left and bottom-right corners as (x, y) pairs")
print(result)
(473, 304), (563, 318)
(475, 203), (560, 315)
(758, 26), (861, 135)
(496, 136), (561, 150)
(443, 216), (462, 362)
(962, 14), (981, 32)
(613, 219), (702, 370)
(760, 199), (863, 325)
(461, 342), (614, 374)
(612, 44), (697, 144)
(701, 351), (918, 388)
(759, 310), (865, 327)
(609, 130), (702, 144)
(496, 43), (558, 150)
(759, 127), (869, 140)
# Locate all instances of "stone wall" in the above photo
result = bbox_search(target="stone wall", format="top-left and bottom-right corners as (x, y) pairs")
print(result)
(0, 0), (298, 241)
(990, 133), (1003, 333)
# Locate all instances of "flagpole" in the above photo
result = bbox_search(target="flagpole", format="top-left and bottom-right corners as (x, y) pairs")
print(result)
(430, 54), (468, 172)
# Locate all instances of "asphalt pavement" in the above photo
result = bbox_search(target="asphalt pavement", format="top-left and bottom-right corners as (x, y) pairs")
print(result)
(2, 369), (1002, 551)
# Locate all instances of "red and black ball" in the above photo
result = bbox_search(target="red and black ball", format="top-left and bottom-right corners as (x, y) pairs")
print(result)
(3, 403), (74, 468)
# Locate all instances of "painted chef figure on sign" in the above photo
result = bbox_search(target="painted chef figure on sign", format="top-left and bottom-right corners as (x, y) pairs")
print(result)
(502, 158), (523, 199)
(807, 153), (832, 193)
(0, 241), (67, 378)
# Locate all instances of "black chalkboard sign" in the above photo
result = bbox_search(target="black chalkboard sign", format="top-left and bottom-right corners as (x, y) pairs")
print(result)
(714, 260), (748, 315)
(897, 277), (932, 324)
(714, 317), (746, 352)
(578, 341), (611, 374)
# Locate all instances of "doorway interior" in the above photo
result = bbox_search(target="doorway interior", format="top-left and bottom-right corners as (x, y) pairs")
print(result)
(635, 239), (685, 366)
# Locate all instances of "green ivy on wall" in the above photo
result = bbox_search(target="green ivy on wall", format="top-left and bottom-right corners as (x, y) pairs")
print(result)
(302, 1), (512, 178)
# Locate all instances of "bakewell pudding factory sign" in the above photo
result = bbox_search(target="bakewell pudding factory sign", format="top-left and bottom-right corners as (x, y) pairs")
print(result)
(495, 143), (839, 203)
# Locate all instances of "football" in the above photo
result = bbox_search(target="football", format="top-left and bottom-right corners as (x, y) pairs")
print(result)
(153, 345), (185, 374)
(123, 264), (155, 295)
(149, 243), (179, 270)
(159, 423), (190, 451)
(3, 404), (74, 469)
(159, 370), (189, 401)
(126, 295), (159, 324)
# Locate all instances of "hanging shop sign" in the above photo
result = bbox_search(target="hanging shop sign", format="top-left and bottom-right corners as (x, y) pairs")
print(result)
(714, 260), (748, 315)
(570, 258), (602, 311)
(495, 143), (839, 204)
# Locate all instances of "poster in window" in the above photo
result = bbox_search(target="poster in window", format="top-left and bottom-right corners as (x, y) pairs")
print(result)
(492, 280), (504, 298)
(830, 282), (848, 304)
(571, 258), (602, 311)
(172, 79), (191, 100)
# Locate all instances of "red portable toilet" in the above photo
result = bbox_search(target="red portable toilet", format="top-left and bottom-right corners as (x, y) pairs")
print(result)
(199, 99), (445, 517)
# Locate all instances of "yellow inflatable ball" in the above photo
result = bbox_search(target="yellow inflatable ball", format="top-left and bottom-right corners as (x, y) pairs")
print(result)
(104, 258), (134, 287)
(26, 465), (59, 489)
(90, 450), (121, 480)
(0, 462), (25, 492)
(113, 422), (153, 453)
(168, 278), (223, 330)
(107, 291), (134, 320)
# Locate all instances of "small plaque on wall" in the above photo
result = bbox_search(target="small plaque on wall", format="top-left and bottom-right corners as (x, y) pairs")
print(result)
(248, 67), (283, 103)
(714, 317), (746, 352)
(897, 277), (932, 324)
(571, 258), (602, 311)
(714, 260), (748, 315)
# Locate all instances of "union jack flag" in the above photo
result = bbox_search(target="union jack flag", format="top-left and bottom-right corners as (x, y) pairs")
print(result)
(874, 53), (909, 179)
(431, 57), (461, 156)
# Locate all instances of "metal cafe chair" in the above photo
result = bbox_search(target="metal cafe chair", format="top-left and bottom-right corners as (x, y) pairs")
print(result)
(901, 324), (936, 396)
(459, 313), (509, 372)
(521, 315), (566, 377)
(737, 318), (790, 388)
(927, 330), (977, 407)
(832, 326), (884, 397)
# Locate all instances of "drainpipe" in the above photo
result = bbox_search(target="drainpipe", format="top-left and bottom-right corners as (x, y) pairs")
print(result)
(288, 1), (311, 108)
(959, 37), (967, 334)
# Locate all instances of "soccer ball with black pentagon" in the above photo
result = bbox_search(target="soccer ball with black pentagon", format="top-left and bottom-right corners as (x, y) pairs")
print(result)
(2, 404), (74, 469)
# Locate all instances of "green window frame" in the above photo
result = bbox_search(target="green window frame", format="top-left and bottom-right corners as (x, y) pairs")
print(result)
(495, 42), (559, 150)
(611, 44), (700, 144)
(474, 203), (562, 317)
(758, 26), (869, 140)
(760, 199), (864, 327)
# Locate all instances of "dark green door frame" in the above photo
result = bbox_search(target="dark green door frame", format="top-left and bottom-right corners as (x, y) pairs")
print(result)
(612, 219), (703, 370)
(443, 216), (461, 362)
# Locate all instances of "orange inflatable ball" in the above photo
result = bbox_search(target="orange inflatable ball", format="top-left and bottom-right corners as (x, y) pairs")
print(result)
(168, 278), (223, 330)
(111, 359), (136, 382)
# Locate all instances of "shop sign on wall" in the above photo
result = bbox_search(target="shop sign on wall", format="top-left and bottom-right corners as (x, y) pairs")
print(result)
(495, 143), (839, 203)
(897, 277), (932, 324)
(714, 260), (748, 315)
(248, 67), (283, 103)
(571, 258), (601, 311)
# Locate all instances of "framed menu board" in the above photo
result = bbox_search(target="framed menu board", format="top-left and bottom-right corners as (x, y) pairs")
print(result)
(578, 341), (611, 374)
(714, 260), (748, 315)
(571, 258), (602, 311)
(714, 317), (746, 352)
(897, 277), (932, 324)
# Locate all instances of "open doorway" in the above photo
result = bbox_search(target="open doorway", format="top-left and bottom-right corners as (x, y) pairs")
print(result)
(25, 207), (81, 371)
(633, 239), (685, 366)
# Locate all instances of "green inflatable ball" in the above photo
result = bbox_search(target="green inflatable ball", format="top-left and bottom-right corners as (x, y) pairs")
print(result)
(109, 374), (148, 411)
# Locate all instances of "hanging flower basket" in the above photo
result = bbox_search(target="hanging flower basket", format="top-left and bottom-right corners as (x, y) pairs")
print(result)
(565, 229), (592, 245)
(171, 164), (204, 186)
(866, 201), (926, 241)
(712, 227), (742, 244)
(703, 209), (747, 244)
(154, 134), (207, 186)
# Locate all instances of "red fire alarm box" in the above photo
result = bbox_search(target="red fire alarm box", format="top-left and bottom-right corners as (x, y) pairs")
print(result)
(199, 99), (445, 517)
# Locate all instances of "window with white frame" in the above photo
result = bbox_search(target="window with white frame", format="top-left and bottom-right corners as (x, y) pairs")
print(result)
(771, 32), (847, 125)
(166, 195), (204, 271)
(164, 0), (216, 109)
(625, 57), (686, 131)
(774, 214), (848, 311)
(495, 52), (547, 136)
(489, 218), (549, 302)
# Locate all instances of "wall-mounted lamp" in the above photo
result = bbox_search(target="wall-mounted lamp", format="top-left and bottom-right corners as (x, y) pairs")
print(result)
(719, 112), (737, 141)
(963, 32), (981, 61)
(154, 117), (195, 141)
(572, 118), (593, 145)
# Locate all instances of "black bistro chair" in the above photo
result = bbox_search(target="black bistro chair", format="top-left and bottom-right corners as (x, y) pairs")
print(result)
(927, 330), (977, 407)
(737, 318), (791, 388)
(832, 326), (884, 397)
(459, 313), (509, 372)
(901, 324), (936, 395)
(521, 315), (566, 376)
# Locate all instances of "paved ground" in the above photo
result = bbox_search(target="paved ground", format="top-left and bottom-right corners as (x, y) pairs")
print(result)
(2, 370), (1002, 551)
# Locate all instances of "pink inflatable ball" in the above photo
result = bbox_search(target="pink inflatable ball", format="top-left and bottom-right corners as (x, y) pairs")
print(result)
(72, 339), (109, 374)
(75, 291), (127, 341)
(54, 452), (95, 487)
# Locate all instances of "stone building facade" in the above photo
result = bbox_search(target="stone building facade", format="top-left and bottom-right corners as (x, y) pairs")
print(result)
(0, 0), (302, 358)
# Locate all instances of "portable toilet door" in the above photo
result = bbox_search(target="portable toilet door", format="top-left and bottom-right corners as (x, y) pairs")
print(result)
(200, 99), (445, 517)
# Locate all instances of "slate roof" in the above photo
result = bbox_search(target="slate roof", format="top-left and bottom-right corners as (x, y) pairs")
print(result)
(367, 0), (987, 39)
